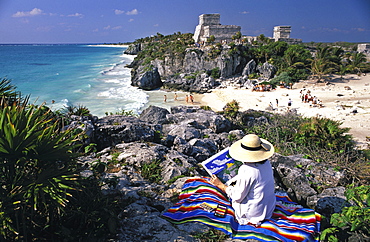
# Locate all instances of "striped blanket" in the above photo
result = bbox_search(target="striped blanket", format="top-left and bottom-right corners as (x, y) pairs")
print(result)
(162, 178), (321, 242)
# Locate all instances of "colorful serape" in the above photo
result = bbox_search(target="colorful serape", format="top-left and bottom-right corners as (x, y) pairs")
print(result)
(162, 178), (321, 242)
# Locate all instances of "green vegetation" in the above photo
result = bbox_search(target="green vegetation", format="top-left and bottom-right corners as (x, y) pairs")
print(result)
(133, 32), (194, 67)
(223, 100), (240, 119)
(129, 32), (368, 85)
(0, 84), (122, 241)
(0, 97), (81, 240)
(140, 159), (163, 183)
(192, 228), (228, 242)
(321, 185), (370, 241)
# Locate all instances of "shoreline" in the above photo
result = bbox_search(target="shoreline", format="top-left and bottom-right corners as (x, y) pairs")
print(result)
(196, 74), (370, 149)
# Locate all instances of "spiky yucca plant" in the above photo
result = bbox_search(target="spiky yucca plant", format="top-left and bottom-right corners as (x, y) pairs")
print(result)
(0, 97), (83, 240)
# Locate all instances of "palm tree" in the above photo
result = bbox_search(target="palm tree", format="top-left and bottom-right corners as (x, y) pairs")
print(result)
(310, 46), (337, 82)
(347, 52), (367, 75)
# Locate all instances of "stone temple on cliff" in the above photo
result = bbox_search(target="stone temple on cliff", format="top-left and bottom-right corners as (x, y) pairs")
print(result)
(193, 14), (241, 43)
(193, 13), (301, 45)
(273, 26), (302, 44)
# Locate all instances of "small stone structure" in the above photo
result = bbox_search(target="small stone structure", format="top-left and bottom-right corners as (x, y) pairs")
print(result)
(273, 26), (302, 44)
(358, 43), (370, 60)
(193, 14), (241, 43)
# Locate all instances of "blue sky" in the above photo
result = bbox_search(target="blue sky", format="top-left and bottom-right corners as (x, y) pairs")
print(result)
(0, 0), (369, 44)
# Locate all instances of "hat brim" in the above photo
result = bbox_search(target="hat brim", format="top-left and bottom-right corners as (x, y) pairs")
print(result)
(229, 138), (274, 163)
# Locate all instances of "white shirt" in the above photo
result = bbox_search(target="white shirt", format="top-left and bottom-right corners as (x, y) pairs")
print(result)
(225, 160), (276, 226)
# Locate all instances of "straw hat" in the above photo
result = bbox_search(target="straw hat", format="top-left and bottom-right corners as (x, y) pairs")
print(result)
(229, 134), (274, 163)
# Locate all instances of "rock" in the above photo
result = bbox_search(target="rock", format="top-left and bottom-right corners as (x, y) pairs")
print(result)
(94, 115), (161, 150)
(257, 62), (277, 79)
(242, 59), (257, 76)
(124, 43), (142, 55)
(131, 67), (163, 90)
(307, 187), (347, 218)
(139, 105), (170, 124)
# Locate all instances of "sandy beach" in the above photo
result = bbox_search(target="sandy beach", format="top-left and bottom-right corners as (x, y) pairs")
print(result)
(199, 74), (370, 149)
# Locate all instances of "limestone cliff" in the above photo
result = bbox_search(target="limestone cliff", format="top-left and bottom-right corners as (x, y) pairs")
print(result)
(128, 43), (252, 93)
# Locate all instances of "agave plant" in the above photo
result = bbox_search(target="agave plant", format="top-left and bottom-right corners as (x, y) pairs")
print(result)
(0, 97), (83, 240)
(0, 77), (20, 106)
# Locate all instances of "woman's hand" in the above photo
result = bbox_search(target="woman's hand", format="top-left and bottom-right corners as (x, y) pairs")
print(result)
(210, 174), (227, 192)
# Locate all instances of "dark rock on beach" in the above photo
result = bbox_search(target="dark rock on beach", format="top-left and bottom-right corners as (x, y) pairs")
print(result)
(131, 66), (163, 90)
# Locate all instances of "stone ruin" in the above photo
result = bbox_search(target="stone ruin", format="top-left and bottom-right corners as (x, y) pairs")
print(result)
(273, 26), (302, 44)
(193, 13), (302, 45)
(358, 43), (370, 60)
(193, 14), (241, 43)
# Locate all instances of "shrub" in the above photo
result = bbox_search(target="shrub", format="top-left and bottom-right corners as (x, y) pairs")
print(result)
(141, 159), (162, 183)
(223, 100), (240, 119)
(321, 185), (370, 241)
(0, 98), (82, 240)
(208, 67), (221, 79)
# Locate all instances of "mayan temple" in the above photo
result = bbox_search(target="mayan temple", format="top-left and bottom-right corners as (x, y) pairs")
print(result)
(193, 14), (241, 43)
(273, 26), (302, 44)
(193, 14), (302, 45)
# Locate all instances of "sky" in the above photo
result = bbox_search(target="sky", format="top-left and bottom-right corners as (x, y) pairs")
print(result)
(0, 0), (369, 44)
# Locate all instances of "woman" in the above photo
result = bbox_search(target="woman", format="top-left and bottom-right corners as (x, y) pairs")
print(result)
(210, 134), (276, 226)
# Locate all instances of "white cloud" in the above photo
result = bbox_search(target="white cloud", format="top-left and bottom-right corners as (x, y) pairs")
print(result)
(12, 8), (43, 17)
(115, 9), (125, 15)
(154, 24), (159, 27)
(240, 11), (249, 14)
(128, 19), (134, 22)
(112, 26), (122, 30)
(68, 13), (84, 18)
(126, 9), (138, 15)
(104, 25), (111, 30)
(352, 28), (366, 32)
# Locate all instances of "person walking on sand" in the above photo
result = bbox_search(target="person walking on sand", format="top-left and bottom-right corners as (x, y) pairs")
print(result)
(174, 93), (178, 101)
(164, 95), (167, 103)
(275, 98), (279, 107)
(185, 95), (189, 103)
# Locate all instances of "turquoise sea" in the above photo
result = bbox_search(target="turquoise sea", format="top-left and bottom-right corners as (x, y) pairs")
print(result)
(0, 44), (190, 117)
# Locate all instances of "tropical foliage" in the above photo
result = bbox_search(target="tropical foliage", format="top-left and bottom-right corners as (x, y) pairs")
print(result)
(0, 77), (20, 106)
(227, 108), (369, 184)
(0, 97), (82, 240)
(321, 185), (370, 241)
(0, 88), (121, 240)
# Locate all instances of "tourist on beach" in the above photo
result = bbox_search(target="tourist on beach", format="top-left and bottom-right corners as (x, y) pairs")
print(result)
(288, 98), (292, 110)
(164, 95), (167, 103)
(210, 134), (276, 226)
(174, 93), (178, 101)
(275, 98), (279, 107)
(185, 95), (189, 103)
(189, 94), (194, 104)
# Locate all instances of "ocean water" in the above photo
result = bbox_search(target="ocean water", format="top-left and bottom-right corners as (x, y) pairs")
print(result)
(0, 44), (193, 117)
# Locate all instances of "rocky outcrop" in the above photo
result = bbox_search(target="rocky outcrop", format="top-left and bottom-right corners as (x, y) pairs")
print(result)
(93, 115), (161, 150)
(131, 67), (163, 90)
(127, 44), (253, 93)
(242, 59), (257, 76)
(123, 43), (142, 55)
(77, 105), (352, 241)
(257, 62), (277, 79)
